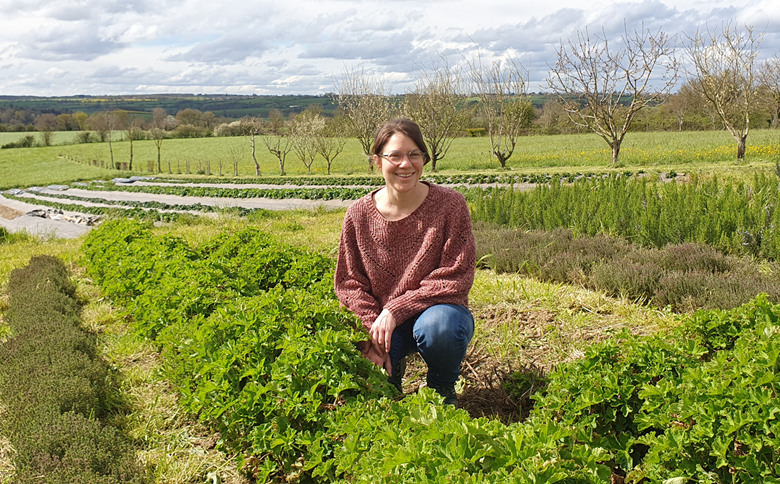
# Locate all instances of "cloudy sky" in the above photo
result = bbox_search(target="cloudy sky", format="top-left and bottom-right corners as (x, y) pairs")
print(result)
(0, 0), (778, 96)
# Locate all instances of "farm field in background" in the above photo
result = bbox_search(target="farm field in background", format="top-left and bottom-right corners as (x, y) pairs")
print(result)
(2, 129), (780, 191)
(2, 128), (780, 482)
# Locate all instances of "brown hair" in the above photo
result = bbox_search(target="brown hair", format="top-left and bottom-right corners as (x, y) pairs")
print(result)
(371, 119), (430, 165)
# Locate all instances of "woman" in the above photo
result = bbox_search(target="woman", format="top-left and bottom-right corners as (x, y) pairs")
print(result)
(334, 119), (476, 405)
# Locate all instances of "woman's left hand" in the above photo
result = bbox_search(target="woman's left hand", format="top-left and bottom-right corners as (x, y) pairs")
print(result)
(369, 308), (397, 356)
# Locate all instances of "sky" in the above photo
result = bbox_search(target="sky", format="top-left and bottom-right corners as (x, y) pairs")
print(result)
(0, 0), (778, 96)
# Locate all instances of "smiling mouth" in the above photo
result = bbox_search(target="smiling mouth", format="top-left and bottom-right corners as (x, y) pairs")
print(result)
(396, 173), (415, 178)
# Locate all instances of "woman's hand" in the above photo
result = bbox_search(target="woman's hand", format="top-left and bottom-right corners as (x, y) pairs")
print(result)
(369, 308), (397, 356)
(359, 341), (393, 375)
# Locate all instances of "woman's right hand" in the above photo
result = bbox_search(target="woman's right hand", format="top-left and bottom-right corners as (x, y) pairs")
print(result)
(360, 341), (393, 376)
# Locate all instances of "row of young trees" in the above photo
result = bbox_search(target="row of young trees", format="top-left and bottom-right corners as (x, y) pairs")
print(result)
(333, 21), (778, 167)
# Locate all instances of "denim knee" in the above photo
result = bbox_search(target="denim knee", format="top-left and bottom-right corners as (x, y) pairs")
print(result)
(412, 304), (474, 387)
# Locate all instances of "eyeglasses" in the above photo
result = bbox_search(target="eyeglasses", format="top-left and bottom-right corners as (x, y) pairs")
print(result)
(379, 150), (428, 165)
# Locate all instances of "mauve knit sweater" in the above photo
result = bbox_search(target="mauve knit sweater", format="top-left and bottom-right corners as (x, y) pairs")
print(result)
(334, 182), (476, 331)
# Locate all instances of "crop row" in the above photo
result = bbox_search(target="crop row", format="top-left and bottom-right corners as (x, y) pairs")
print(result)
(81, 183), (372, 200)
(468, 171), (780, 260)
(83, 220), (780, 483)
(2, 192), (182, 222)
(0, 255), (144, 483)
(12, 191), (266, 217)
(152, 170), (640, 187)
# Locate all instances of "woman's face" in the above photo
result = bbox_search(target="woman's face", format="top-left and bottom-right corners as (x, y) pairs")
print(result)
(373, 133), (424, 194)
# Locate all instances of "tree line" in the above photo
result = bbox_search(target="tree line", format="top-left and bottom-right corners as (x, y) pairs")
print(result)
(8, 21), (780, 171)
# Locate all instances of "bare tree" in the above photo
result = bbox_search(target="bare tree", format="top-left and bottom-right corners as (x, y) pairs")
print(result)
(152, 107), (168, 129)
(469, 55), (534, 168)
(125, 118), (146, 171)
(759, 54), (780, 128)
(317, 115), (348, 175)
(228, 142), (246, 176)
(35, 113), (58, 146)
(334, 67), (392, 172)
(547, 25), (679, 164)
(150, 127), (165, 173)
(262, 132), (293, 176)
(403, 58), (469, 171)
(686, 22), (763, 159)
(291, 108), (325, 175)
(241, 116), (264, 176)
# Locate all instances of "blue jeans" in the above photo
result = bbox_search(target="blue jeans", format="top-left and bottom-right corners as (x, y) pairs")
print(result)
(388, 304), (475, 389)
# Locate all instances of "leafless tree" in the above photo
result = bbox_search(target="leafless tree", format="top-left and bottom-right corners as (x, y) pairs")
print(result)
(759, 54), (780, 128)
(469, 55), (534, 168)
(317, 115), (348, 175)
(228, 142), (246, 176)
(124, 117), (146, 171)
(686, 21), (763, 159)
(90, 110), (126, 168)
(334, 67), (392, 172)
(152, 107), (168, 129)
(547, 25), (679, 164)
(403, 58), (469, 171)
(291, 108), (325, 175)
(261, 115), (293, 176)
(35, 113), (58, 146)
(241, 116), (264, 176)
(150, 127), (165, 173)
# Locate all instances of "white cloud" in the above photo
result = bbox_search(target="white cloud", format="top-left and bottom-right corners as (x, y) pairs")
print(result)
(0, 0), (777, 95)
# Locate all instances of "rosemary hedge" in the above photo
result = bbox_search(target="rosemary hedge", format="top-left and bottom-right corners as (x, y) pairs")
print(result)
(468, 172), (780, 261)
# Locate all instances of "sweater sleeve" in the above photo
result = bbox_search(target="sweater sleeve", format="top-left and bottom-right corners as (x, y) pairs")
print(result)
(334, 208), (382, 331)
(382, 195), (476, 325)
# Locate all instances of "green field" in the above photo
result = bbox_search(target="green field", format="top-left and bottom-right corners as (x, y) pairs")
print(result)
(2, 129), (779, 190)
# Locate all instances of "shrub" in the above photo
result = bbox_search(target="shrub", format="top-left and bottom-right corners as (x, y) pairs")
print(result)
(2, 134), (36, 149)
(474, 222), (780, 312)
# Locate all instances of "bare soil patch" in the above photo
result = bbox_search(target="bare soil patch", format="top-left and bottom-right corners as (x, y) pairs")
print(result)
(396, 302), (654, 423)
(0, 204), (23, 220)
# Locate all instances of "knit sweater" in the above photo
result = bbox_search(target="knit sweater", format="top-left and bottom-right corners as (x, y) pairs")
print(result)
(334, 182), (476, 331)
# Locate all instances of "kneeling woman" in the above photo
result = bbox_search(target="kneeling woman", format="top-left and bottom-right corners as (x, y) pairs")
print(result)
(334, 119), (476, 405)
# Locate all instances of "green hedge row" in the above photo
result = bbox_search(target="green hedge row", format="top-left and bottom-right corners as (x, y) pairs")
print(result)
(530, 295), (780, 483)
(83, 221), (780, 483)
(0, 255), (144, 483)
(83, 221), (395, 481)
(468, 172), (780, 260)
(474, 223), (780, 312)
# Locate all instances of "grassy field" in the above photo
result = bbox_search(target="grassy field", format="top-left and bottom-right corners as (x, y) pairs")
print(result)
(2, 129), (779, 190)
